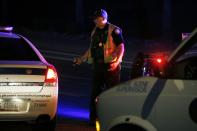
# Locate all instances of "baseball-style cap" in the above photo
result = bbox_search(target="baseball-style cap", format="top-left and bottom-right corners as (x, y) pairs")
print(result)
(92, 9), (108, 20)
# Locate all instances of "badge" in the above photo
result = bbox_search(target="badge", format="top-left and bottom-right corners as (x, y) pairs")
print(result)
(99, 42), (102, 47)
(115, 29), (120, 34)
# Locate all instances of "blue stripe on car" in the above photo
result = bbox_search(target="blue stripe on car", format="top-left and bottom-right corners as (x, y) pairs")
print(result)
(141, 79), (167, 119)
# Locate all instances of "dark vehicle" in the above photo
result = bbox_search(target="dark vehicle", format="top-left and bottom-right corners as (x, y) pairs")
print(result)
(130, 52), (168, 79)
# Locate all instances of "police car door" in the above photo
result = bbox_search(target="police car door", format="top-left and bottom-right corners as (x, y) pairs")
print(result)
(154, 28), (197, 131)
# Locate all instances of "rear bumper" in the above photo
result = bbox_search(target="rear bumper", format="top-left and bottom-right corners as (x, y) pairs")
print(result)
(0, 86), (58, 121)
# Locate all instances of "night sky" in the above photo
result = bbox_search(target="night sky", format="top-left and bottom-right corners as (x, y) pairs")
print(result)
(0, 0), (196, 40)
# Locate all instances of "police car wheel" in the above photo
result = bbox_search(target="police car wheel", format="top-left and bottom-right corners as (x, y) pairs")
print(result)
(32, 115), (57, 131)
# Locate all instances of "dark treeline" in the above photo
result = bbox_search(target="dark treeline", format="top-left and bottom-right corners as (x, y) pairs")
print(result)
(0, 0), (196, 41)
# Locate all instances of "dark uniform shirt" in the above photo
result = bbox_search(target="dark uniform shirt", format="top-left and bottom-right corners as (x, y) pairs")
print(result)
(91, 23), (124, 63)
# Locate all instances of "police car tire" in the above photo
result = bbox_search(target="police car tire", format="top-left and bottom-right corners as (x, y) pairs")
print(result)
(47, 115), (57, 131)
(32, 115), (57, 131)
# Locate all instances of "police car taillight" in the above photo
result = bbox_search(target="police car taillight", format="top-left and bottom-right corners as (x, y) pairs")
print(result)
(156, 58), (162, 63)
(44, 66), (58, 86)
(0, 26), (13, 33)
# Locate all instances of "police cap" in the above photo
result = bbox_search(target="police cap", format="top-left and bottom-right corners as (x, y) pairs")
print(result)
(93, 9), (108, 20)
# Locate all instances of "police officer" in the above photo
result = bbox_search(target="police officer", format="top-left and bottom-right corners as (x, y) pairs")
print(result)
(73, 9), (125, 125)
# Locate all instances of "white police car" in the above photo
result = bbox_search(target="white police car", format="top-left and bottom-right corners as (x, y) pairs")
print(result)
(96, 27), (197, 131)
(0, 27), (58, 131)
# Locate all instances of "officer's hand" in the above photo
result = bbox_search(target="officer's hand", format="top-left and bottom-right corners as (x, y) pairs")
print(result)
(73, 57), (83, 66)
(108, 61), (119, 71)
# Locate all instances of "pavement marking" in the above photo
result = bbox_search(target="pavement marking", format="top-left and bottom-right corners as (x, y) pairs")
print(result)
(44, 55), (74, 62)
(41, 49), (132, 69)
(41, 49), (80, 57)
(41, 49), (132, 63)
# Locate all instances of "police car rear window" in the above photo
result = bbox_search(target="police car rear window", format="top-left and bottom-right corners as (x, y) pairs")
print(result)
(0, 37), (40, 61)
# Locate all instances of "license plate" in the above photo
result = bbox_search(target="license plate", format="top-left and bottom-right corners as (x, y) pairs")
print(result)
(0, 102), (20, 112)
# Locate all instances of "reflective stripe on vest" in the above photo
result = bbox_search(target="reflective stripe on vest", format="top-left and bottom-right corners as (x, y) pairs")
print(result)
(87, 23), (120, 64)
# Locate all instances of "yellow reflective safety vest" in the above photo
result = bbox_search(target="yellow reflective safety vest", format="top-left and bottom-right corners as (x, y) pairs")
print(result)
(87, 23), (121, 64)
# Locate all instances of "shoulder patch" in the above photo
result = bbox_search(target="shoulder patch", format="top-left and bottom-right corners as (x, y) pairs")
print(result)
(114, 28), (121, 35)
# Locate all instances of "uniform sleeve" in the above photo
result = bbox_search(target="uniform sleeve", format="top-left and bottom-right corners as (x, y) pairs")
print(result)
(111, 28), (125, 46)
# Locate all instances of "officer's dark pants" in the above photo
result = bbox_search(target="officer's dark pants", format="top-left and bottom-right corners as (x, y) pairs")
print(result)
(89, 62), (120, 122)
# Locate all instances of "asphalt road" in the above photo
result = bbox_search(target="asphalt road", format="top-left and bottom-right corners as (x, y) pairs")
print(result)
(47, 52), (131, 131)
(0, 123), (95, 131)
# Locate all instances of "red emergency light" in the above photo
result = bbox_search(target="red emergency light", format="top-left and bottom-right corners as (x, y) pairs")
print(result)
(156, 58), (162, 63)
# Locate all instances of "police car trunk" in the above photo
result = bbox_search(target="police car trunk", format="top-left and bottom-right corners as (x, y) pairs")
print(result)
(0, 61), (47, 93)
(0, 30), (57, 114)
